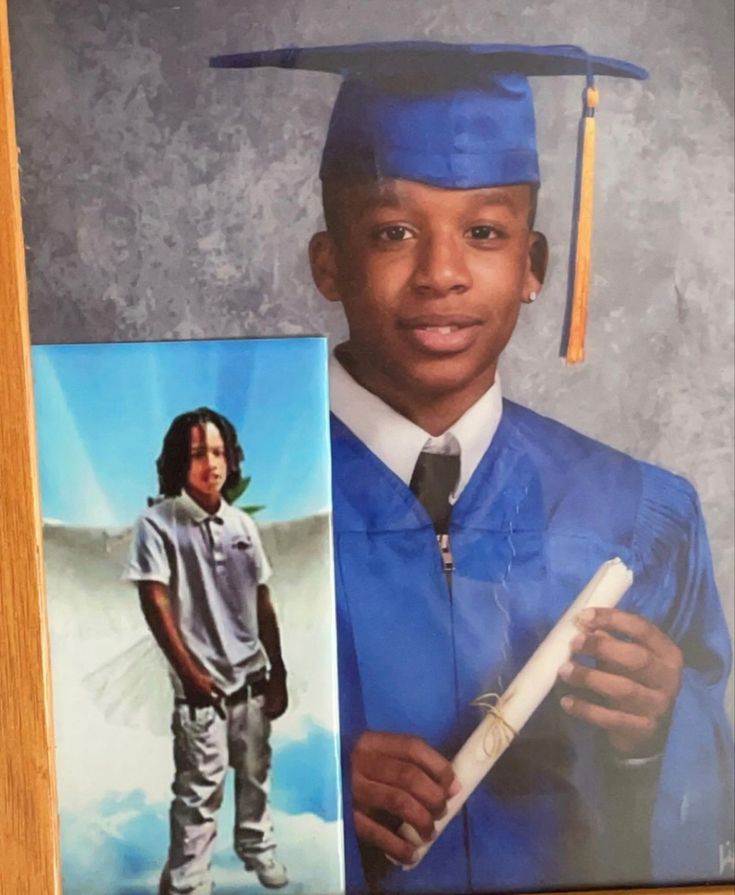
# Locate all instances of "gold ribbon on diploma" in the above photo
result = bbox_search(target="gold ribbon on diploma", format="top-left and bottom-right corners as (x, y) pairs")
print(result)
(472, 692), (518, 758)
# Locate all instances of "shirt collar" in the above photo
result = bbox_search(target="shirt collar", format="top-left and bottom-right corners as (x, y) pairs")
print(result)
(177, 489), (226, 525)
(329, 353), (503, 499)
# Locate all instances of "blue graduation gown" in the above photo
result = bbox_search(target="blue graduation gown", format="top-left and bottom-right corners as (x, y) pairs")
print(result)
(331, 400), (734, 894)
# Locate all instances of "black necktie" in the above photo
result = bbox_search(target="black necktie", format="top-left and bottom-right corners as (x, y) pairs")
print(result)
(409, 451), (460, 534)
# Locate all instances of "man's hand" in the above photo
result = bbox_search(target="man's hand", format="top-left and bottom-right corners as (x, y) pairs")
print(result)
(351, 731), (460, 865)
(180, 664), (226, 717)
(256, 585), (288, 720)
(558, 607), (683, 756)
(263, 671), (288, 720)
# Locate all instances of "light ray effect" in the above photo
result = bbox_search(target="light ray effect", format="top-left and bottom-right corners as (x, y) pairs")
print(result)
(32, 338), (330, 524)
(33, 351), (119, 527)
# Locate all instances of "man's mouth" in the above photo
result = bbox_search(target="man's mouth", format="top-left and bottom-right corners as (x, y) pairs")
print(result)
(400, 315), (482, 354)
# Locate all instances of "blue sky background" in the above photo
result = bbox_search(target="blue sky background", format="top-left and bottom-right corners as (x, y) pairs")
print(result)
(32, 338), (331, 526)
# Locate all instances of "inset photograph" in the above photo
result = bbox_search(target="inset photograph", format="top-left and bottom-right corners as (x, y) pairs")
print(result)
(32, 336), (342, 895)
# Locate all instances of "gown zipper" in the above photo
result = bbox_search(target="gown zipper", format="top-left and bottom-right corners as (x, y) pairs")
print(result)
(436, 529), (473, 890)
(438, 532), (455, 579)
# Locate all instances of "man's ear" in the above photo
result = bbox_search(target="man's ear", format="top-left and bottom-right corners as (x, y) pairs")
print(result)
(309, 231), (342, 303)
(525, 230), (549, 299)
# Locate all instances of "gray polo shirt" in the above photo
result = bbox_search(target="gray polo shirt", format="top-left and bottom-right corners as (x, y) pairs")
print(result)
(125, 491), (273, 695)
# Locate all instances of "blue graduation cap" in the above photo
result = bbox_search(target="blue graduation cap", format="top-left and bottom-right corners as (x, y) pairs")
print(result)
(210, 42), (648, 363)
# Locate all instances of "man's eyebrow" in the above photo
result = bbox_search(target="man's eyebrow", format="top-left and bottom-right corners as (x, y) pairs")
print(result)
(357, 186), (403, 212)
(465, 189), (518, 210)
(354, 186), (522, 215)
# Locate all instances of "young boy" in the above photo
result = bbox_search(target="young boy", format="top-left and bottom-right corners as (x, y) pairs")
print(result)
(126, 407), (289, 893)
(211, 44), (734, 894)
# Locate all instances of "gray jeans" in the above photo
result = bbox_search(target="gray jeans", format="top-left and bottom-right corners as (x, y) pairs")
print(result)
(161, 693), (276, 895)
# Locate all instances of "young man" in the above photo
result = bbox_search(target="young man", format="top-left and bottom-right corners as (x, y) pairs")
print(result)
(211, 44), (734, 894)
(126, 407), (289, 893)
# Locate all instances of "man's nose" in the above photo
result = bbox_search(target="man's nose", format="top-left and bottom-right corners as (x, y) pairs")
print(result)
(411, 231), (472, 297)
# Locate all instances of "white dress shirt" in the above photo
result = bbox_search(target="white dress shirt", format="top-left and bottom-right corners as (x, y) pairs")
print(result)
(329, 353), (503, 501)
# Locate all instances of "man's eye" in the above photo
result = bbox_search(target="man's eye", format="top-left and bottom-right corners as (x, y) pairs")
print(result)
(377, 225), (413, 242)
(466, 225), (501, 240)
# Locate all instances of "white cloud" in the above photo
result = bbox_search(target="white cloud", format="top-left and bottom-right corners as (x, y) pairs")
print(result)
(111, 810), (343, 895)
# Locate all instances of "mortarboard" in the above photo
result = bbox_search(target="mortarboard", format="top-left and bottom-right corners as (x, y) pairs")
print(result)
(210, 42), (648, 363)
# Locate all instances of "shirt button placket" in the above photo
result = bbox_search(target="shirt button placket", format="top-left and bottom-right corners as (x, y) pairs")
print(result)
(211, 517), (226, 567)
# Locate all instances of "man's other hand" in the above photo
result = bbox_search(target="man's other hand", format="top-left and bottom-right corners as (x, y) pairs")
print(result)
(181, 665), (225, 713)
(558, 607), (683, 756)
(263, 672), (288, 720)
(351, 731), (460, 865)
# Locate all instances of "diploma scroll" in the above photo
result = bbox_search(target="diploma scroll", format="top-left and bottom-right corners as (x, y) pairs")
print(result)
(399, 557), (634, 868)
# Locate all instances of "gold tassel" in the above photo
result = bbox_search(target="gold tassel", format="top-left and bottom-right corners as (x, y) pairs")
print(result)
(565, 86), (599, 365)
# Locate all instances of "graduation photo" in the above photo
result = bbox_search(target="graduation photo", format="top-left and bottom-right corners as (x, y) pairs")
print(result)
(7, 1), (734, 893)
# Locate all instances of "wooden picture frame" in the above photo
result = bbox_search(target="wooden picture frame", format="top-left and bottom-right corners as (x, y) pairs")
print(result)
(0, 3), (730, 894)
(1, 2), (62, 891)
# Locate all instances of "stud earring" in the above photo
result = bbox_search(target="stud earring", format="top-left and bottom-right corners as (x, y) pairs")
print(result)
(526, 291), (538, 303)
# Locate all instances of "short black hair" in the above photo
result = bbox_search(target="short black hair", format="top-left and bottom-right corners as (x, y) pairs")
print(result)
(321, 178), (539, 240)
(156, 407), (243, 500)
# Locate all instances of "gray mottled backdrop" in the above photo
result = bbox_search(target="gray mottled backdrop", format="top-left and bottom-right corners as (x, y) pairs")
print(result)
(9, 0), (734, 708)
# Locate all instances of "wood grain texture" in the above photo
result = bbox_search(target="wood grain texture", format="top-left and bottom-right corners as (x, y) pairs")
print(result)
(0, 2), (730, 893)
(0, 1), (61, 892)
